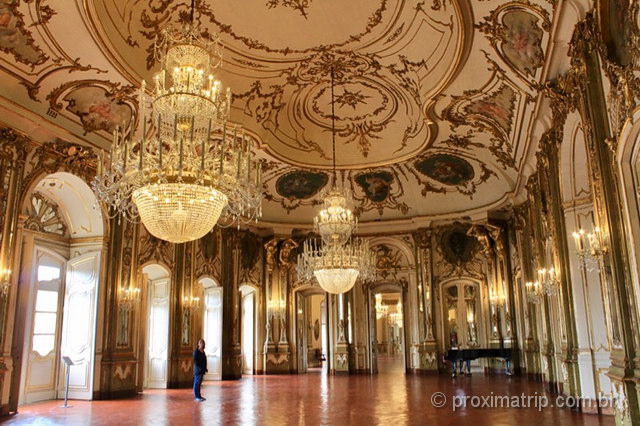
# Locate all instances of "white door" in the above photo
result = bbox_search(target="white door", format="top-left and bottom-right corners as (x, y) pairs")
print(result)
(59, 251), (101, 400)
(242, 292), (254, 375)
(21, 249), (65, 404)
(203, 287), (222, 380)
(146, 278), (169, 388)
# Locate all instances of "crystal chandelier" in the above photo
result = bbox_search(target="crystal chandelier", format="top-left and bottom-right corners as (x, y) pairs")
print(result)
(93, 0), (262, 243)
(297, 68), (374, 294)
(571, 227), (607, 272)
(298, 238), (375, 294)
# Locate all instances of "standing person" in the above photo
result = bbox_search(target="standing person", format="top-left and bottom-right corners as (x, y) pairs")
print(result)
(193, 339), (208, 401)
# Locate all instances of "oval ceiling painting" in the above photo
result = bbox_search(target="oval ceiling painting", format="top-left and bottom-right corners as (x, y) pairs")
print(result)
(276, 170), (328, 200)
(355, 171), (394, 203)
(415, 154), (475, 186)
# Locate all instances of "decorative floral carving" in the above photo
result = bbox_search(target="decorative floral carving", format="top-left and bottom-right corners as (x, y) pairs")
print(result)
(138, 226), (175, 268)
(266, 0), (312, 19)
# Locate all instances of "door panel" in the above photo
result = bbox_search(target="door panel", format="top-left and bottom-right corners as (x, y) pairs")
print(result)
(242, 293), (254, 375)
(21, 249), (64, 404)
(203, 287), (222, 380)
(59, 251), (100, 399)
(146, 278), (169, 388)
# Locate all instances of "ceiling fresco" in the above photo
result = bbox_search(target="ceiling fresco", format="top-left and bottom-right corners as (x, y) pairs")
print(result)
(0, 0), (560, 227)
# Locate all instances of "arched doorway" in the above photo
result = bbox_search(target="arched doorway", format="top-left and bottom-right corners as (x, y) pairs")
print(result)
(199, 277), (222, 380)
(240, 284), (257, 375)
(369, 283), (407, 374)
(11, 172), (104, 407)
(142, 264), (171, 389)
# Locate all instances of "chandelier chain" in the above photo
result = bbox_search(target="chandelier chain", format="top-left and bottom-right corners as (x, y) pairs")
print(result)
(331, 66), (336, 187)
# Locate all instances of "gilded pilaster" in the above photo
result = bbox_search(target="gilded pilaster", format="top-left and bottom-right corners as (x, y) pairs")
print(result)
(221, 229), (242, 379)
(412, 228), (438, 373)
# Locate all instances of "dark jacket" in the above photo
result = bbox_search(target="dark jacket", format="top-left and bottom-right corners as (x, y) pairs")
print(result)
(194, 349), (207, 375)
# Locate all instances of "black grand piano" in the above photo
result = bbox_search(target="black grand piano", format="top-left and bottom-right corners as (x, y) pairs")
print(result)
(444, 348), (513, 377)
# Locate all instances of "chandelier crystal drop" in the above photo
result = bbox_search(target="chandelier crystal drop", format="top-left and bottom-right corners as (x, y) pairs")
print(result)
(93, 0), (262, 243)
(297, 67), (374, 294)
(298, 239), (375, 295)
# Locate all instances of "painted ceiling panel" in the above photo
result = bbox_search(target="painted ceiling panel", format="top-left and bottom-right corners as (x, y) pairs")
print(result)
(0, 0), (558, 226)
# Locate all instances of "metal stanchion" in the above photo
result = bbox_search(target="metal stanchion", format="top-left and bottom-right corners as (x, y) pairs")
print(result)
(61, 356), (74, 408)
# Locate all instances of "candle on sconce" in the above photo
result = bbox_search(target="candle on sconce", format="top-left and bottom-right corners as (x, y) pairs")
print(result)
(572, 229), (585, 253)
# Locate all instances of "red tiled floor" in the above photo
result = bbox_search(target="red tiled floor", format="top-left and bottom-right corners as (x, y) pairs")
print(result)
(3, 359), (613, 426)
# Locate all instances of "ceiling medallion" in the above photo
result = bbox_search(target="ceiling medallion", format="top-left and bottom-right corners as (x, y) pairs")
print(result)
(93, 0), (263, 243)
(297, 68), (374, 294)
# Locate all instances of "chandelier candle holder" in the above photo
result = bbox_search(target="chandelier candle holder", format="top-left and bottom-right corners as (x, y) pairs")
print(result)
(571, 227), (607, 272)
(1, 267), (11, 297)
(536, 267), (560, 296)
(183, 295), (201, 311)
(525, 281), (543, 304)
(93, 0), (262, 243)
(119, 286), (141, 310)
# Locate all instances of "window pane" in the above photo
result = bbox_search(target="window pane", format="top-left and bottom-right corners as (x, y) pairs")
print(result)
(32, 334), (55, 357)
(33, 312), (57, 334)
(38, 265), (60, 282)
(35, 290), (58, 312)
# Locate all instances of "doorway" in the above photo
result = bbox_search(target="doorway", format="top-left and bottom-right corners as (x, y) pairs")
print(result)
(200, 278), (222, 380)
(143, 264), (170, 389)
(295, 290), (328, 374)
(12, 172), (104, 409)
(373, 291), (405, 373)
(240, 285), (256, 375)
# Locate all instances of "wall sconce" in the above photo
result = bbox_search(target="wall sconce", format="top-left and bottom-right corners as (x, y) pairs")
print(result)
(1, 268), (11, 298)
(183, 295), (201, 311)
(267, 299), (286, 316)
(537, 267), (560, 296)
(489, 288), (505, 306)
(119, 286), (140, 310)
(525, 281), (543, 304)
(572, 227), (607, 271)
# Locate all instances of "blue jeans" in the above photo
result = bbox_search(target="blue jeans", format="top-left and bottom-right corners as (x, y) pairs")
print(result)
(193, 374), (204, 399)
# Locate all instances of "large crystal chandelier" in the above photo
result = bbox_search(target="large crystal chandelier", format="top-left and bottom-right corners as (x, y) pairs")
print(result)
(93, 0), (262, 243)
(297, 68), (374, 294)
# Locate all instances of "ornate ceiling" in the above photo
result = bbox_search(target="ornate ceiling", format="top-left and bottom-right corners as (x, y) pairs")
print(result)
(0, 0), (561, 228)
